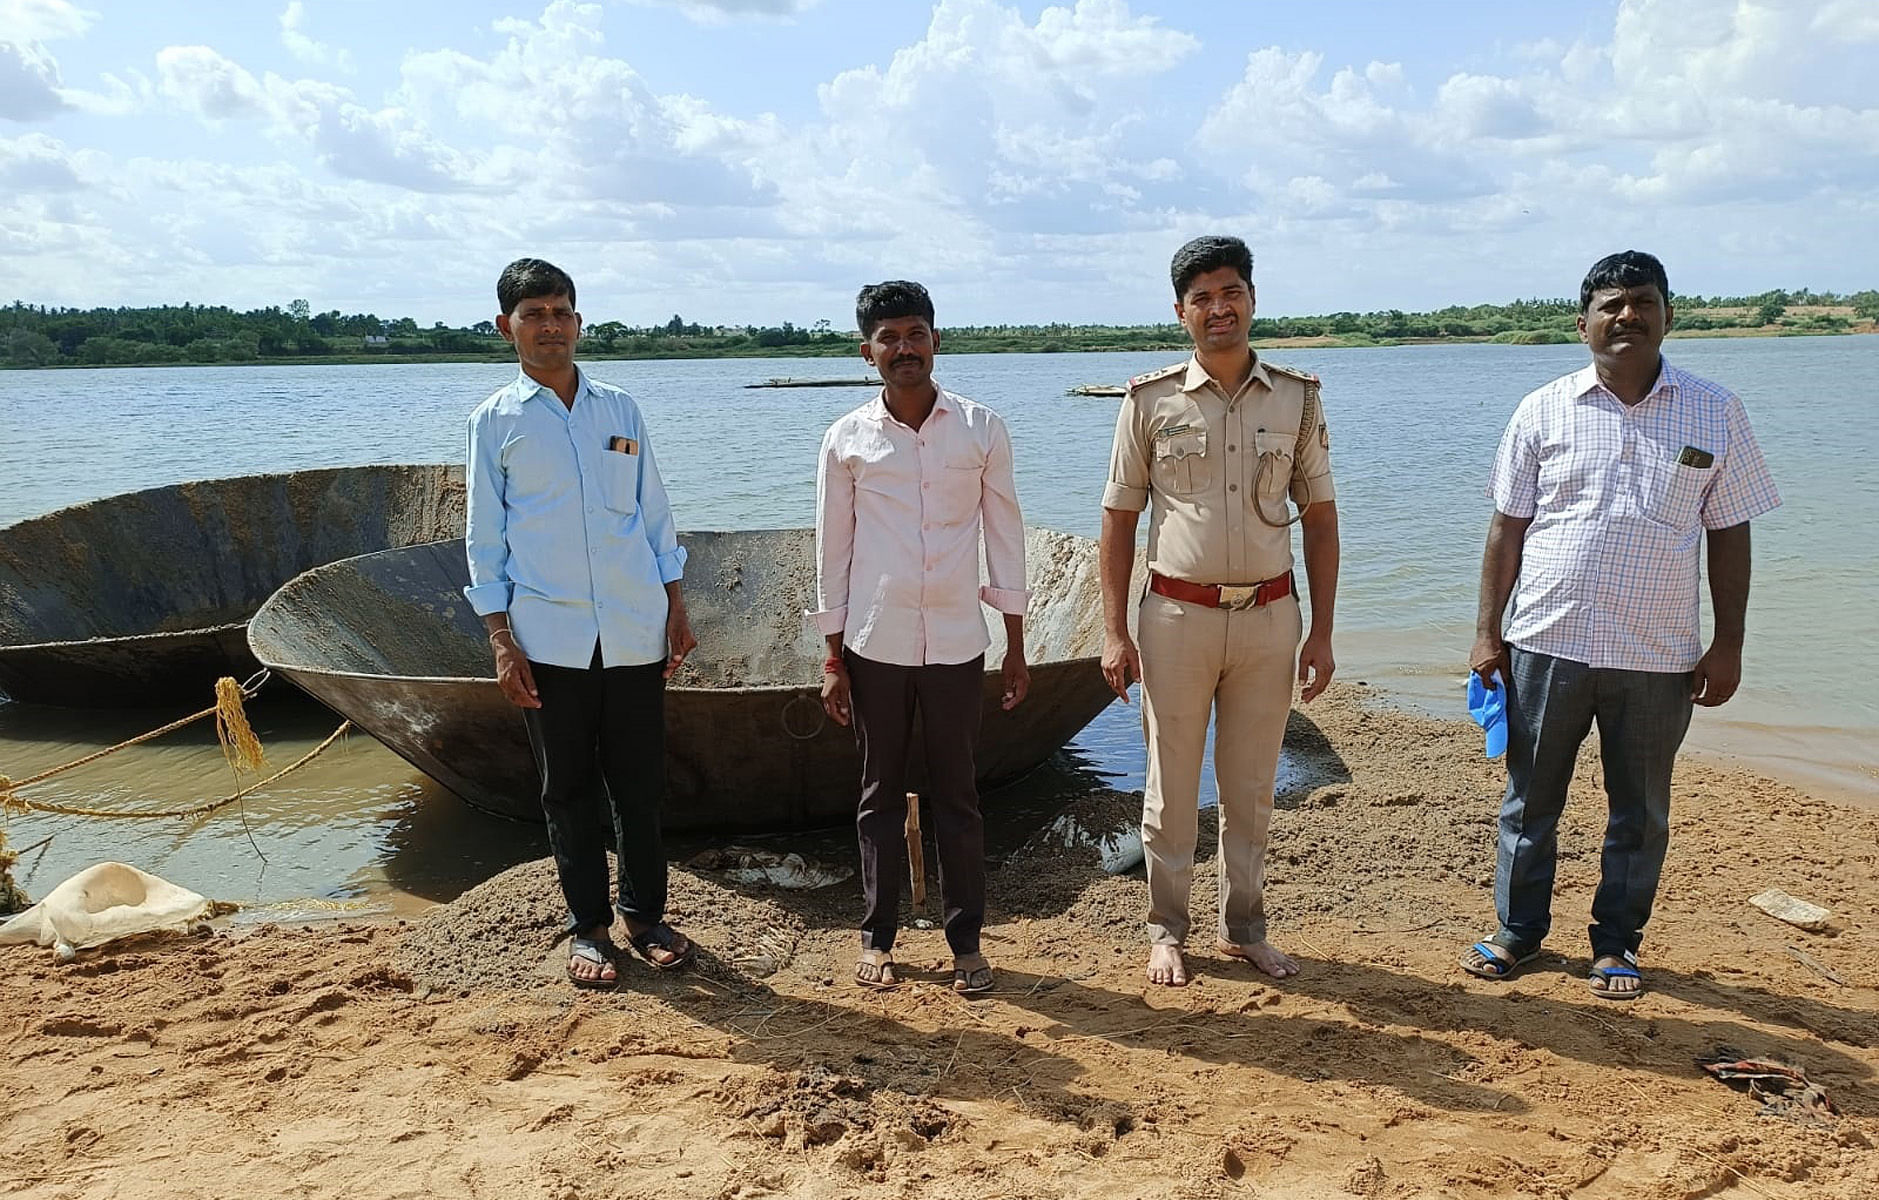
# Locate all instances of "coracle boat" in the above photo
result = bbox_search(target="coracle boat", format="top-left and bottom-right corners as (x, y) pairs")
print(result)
(0, 466), (465, 707)
(247, 528), (1114, 832)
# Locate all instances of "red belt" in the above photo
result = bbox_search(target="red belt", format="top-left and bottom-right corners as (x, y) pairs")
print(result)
(1148, 570), (1294, 611)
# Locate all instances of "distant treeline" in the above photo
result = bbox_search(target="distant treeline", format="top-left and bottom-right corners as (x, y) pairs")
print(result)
(5, 288), (1876, 368)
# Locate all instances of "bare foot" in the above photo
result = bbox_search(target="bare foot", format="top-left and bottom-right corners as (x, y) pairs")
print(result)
(1218, 939), (1298, 979)
(1146, 944), (1188, 987)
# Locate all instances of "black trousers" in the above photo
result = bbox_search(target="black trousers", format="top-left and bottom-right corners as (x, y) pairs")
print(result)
(847, 650), (986, 956)
(521, 646), (667, 935)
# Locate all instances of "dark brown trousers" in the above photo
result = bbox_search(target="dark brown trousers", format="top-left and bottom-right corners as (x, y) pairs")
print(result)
(846, 650), (986, 956)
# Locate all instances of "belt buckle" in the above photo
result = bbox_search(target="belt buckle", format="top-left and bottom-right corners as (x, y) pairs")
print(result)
(1216, 583), (1258, 610)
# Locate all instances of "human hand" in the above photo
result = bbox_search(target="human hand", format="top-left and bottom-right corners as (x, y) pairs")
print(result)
(1101, 633), (1140, 702)
(821, 663), (852, 726)
(664, 605), (697, 679)
(492, 637), (541, 709)
(1692, 641), (1742, 707)
(1470, 632), (1509, 687)
(1001, 650), (1030, 711)
(1297, 631), (1335, 703)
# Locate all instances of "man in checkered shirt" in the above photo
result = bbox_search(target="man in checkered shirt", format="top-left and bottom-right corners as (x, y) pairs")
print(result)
(1460, 251), (1781, 1001)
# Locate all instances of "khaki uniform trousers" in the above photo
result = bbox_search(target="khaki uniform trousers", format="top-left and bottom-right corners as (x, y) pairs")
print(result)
(1138, 588), (1302, 948)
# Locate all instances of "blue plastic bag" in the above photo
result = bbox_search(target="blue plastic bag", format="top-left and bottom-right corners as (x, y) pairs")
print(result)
(1467, 670), (1508, 759)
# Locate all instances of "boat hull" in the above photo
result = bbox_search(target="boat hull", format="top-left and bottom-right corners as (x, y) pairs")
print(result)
(249, 530), (1116, 831)
(0, 466), (466, 707)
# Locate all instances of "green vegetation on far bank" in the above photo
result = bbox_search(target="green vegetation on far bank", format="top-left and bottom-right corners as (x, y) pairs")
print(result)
(5, 289), (1876, 370)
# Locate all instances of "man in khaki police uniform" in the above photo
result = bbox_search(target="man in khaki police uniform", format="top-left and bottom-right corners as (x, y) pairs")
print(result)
(1100, 235), (1341, 987)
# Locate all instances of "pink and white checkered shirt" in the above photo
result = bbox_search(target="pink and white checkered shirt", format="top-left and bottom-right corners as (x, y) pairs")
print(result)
(1489, 359), (1780, 673)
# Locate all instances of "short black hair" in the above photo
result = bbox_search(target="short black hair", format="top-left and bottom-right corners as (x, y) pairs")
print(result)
(497, 258), (576, 314)
(1580, 251), (1669, 311)
(855, 280), (935, 338)
(1171, 235), (1253, 299)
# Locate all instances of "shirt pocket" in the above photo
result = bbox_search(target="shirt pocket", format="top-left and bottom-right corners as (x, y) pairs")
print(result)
(599, 448), (639, 515)
(1251, 427), (1297, 509)
(1151, 425), (1210, 497)
(933, 450), (983, 527)
(1639, 458), (1710, 530)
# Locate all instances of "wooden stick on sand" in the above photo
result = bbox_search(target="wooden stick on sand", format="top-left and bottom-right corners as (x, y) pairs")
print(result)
(905, 792), (926, 912)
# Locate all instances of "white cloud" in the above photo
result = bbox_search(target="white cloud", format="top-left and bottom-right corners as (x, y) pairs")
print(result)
(0, 39), (68, 121)
(1196, 0), (1879, 225)
(1434, 74), (1545, 140)
(0, 131), (82, 190)
(0, 0), (95, 42)
(4, 0), (1877, 323)
(155, 45), (269, 120)
(154, 45), (507, 192)
(1812, 0), (1879, 39)
(624, 0), (820, 21)
(280, 2), (355, 72)
(395, 1), (775, 204)
(0, 0), (99, 120)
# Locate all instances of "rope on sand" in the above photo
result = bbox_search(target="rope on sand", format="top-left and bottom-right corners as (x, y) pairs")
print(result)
(0, 672), (349, 821)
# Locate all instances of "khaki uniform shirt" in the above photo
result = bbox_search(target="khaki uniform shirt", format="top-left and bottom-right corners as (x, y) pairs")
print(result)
(1101, 355), (1334, 585)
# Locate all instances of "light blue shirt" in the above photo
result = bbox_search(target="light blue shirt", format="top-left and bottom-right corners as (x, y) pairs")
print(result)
(464, 367), (688, 670)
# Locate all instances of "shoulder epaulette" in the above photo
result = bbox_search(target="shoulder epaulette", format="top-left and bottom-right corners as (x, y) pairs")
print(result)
(1127, 363), (1186, 392)
(1267, 361), (1321, 406)
(1265, 362), (1319, 385)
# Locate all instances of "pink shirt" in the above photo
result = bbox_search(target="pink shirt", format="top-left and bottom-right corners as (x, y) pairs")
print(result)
(812, 387), (1031, 666)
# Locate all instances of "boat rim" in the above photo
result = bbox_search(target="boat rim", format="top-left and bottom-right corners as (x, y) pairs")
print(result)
(249, 526), (1104, 693)
(3, 621), (250, 655)
(260, 652), (1103, 695)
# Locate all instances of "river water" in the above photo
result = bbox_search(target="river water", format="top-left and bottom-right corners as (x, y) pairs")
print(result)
(3, 338), (1875, 913)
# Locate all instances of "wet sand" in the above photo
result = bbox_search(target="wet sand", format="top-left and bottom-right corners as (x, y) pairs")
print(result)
(5, 685), (1875, 1199)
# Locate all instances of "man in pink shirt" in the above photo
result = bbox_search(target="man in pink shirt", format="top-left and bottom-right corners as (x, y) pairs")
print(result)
(811, 280), (1032, 996)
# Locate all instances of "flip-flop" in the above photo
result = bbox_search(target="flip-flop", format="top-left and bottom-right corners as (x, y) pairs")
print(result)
(951, 961), (994, 996)
(854, 951), (899, 990)
(1459, 938), (1540, 980)
(627, 922), (696, 971)
(567, 936), (619, 990)
(1588, 961), (1643, 1000)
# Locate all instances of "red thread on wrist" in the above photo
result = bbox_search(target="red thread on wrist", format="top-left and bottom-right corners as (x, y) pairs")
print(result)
(822, 655), (846, 675)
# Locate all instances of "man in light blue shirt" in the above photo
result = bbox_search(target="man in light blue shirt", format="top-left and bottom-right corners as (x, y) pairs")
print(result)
(464, 258), (698, 988)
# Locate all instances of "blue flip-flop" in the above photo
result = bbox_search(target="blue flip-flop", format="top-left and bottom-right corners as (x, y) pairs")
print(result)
(1460, 938), (1538, 980)
(1589, 961), (1644, 1000)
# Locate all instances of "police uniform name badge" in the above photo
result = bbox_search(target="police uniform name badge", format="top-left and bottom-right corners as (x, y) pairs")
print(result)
(1153, 424), (1194, 440)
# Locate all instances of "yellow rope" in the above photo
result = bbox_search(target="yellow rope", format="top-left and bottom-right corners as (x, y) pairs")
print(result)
(5, 721), (351, 820)
(4, 703), (225, 798)
(0, 671), (309, 821)
(214, 675), (266, 774)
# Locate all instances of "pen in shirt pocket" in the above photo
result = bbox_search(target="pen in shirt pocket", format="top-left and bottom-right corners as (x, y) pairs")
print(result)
(607, 436), (639, 455)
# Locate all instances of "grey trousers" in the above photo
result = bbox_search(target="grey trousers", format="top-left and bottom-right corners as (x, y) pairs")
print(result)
(1495, 646), (1693, 961)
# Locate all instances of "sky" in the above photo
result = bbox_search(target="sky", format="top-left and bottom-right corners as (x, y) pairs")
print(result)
(2, 0), (1875, 328)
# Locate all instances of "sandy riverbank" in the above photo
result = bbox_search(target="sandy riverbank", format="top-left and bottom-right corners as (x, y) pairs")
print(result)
(3, 684), (1875, 1199)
